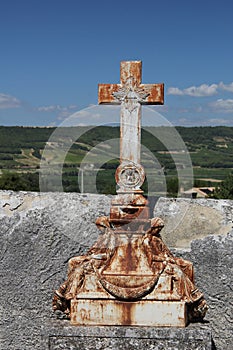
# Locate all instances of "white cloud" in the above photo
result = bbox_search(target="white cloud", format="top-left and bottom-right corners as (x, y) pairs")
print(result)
(168, 84), (218, 97)
(67, 104), (78, 109)
(167, 87), (184, 95)
(59, 105), (121, 127)
(37, 105), (61, 112)
(0, 93), (21, 109)
(207, 118), (231, 125)
(36, 104), (78, 119)
(168, 81), (233, 97)
(36, 104), (114, 126)
(184, 84), (218, 97)
(219, 82), (233, 93)
(177, 118), (189, 124)
(210, 99), (233, 113)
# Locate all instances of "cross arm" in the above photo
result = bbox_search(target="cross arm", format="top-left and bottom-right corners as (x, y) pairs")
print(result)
(98, 84), (121, 104)
(140, 84), (164, 105)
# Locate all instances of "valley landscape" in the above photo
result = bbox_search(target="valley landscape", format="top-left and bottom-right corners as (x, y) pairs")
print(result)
(0, 125), (233, 197)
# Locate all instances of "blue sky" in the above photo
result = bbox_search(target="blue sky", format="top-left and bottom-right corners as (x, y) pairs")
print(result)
(0, 0), (232, 126)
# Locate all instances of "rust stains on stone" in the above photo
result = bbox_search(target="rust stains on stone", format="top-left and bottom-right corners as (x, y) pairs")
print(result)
(98, 61), (164, 105)
(98, 83), (120, 104)
(120, 61), (142, 86)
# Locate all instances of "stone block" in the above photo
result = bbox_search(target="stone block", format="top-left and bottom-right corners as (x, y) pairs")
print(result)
(43, 321), (213, 350)
(70, 300), (187, 327)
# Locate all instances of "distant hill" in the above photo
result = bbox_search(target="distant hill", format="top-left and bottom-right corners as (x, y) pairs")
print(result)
(0, 125), (233, 194)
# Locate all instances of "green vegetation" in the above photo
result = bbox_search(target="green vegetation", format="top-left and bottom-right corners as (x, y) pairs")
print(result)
(213, 173), (233, 199)
(0, 125), (233, 197)
(0, 171), (39, 191)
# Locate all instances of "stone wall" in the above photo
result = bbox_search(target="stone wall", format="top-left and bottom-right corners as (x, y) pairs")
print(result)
(154, 197), (232, 248)
(0, 191), (232, 349)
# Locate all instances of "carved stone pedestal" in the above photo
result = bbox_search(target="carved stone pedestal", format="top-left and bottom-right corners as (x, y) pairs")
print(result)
(43, 321), (213, 350)
(53, 196), (208, 326)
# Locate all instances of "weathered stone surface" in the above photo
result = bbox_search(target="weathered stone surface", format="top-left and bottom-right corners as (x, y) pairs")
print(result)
(155, 197), (232, 248)
(0, 190), (232, 349)
(71, 300), (188, 327)
(178, 231), (233, 350)
(43, 321), (212, 350)
(0, 191), (110, 350)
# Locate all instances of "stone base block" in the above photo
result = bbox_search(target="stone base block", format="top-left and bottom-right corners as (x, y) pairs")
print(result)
(70, 299), (188, 327)
(43, 321), (213, 350)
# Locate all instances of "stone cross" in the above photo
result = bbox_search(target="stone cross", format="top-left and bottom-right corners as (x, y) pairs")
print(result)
(98, 61), (164, 166)
(53, 61), (208, 327)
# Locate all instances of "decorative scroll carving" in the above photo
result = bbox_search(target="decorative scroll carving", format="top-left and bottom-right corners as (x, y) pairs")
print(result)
(53, 215), (208, 321)
(111, 77), (151, 112)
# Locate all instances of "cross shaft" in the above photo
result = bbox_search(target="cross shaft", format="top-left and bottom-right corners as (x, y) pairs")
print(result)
(99, 61), (164, 165)
(98, 61), (164, 192)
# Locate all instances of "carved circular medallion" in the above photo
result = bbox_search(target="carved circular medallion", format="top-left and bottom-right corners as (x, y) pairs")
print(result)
(115, 163), (145, 189)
